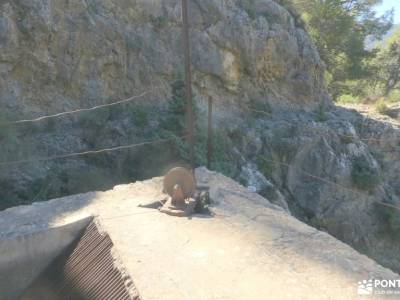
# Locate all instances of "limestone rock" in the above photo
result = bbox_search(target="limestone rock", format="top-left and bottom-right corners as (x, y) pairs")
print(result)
(239, 163), (290, 212)
(0, 0), (328, 209)
(238, 106), (400, 274)
(0, 0), (327, 118)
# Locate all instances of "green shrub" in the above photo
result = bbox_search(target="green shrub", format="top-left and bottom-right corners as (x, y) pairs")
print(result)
(76, 107), (111, 147)
(210, 130), (237, 177)
(337, 94), (361, 104)
(387, 90), (400, 103)
(388, 210), (400, 238)
(0, 174), (55, 209)
(128, 106), (149, 128)
(150, 15), (168, 30)
(275, 0), (306, 29)
(269, 127), (298, 160)
(158, 78), (207, 169)
(340, 134), (355, 144)
(248, 98), (272, 117)
(239, 0), (257, 20)
(0, 179), (23, 210)
(375, 201), (400, 238)
(256, 153), (276, 177)
(375, 98), (389, 114)
(315, 103), (328, 122)
(126, 37), (144, 51)
(351, 156), (380, 191)
(262, 11), (280, 24)
(161, 79), (186, 133)
(79, 107), (111, 129)
(160, 79), (238, 177)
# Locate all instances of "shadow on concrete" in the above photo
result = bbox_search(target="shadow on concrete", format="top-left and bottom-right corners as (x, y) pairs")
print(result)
(20, 221), (139, 300)
(0, 217), (93, 300)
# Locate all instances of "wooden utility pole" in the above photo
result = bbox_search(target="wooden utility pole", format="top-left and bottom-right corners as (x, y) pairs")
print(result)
(181, 0), (195, 171)
(207, 96), (213, 170)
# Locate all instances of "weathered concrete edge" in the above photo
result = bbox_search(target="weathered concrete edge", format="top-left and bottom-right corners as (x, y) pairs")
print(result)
(195, 167), (400, 278)
(0, 217), (93, 300)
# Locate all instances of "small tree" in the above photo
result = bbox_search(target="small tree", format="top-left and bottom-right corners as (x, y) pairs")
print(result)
(286, 0), (393, 100)
(381, 40), (400, 95)
(351, 156), (380, 191)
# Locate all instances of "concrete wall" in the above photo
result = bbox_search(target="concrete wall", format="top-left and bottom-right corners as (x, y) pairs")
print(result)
(0, 217), (92, 300)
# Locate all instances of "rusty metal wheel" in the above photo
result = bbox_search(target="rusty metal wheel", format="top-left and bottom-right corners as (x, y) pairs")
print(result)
(163, 167), (196, 198)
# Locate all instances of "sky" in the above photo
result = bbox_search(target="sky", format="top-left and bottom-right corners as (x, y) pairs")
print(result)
(374, 0), (400, 24)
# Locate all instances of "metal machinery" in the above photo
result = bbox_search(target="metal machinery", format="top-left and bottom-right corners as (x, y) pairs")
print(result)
(160, 167), (198, 217)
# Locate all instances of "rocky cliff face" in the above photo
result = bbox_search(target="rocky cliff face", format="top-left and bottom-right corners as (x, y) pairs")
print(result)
(0, 0), (327, 204)
(236, 105), (400, 274)
(0, 0), (327, 116)
(1, 0), (400, 276)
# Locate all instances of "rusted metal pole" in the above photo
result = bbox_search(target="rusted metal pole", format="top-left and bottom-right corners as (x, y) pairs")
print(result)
(207, 96), (213, 170)
(181, 0), (195, 171)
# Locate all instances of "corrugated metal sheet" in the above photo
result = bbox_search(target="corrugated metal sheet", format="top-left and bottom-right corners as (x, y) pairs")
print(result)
(21, 221), (140, 300)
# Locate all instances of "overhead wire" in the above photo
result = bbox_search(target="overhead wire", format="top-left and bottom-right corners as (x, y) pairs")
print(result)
(0, 135), (187, 167)
(10, 92), (149, 124)
(9, 91), (153, 125)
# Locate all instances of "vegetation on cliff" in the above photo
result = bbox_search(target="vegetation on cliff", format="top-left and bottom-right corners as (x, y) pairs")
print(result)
(279, 0), (399, 106)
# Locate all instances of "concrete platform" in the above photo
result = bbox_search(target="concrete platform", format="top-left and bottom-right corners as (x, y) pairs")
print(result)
(0, 168), (399, 299)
